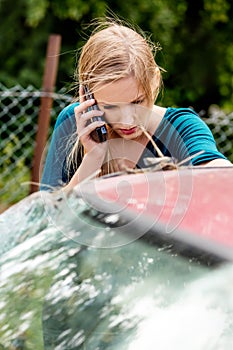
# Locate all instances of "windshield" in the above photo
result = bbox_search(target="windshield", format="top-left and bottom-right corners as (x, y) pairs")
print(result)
(0, 191), (233, 349)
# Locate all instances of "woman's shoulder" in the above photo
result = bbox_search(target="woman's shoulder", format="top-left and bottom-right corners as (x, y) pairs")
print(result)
(164, 106), (199, 118)
(153, 105), (206, 137)
(153, 105), (199, 119)
(55, 102), (80, 129)
(151, 106), (201, 136)
(158, 106), (201, 128)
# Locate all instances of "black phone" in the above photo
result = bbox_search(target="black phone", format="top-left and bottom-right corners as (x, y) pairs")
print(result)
(83, 85), (108, 143)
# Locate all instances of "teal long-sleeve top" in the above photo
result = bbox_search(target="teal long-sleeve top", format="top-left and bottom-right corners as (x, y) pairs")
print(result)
(40, 104), (227, 190)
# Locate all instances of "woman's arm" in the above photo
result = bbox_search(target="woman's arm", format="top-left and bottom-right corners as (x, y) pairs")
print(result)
(62, 87), (108, 191)
(41, 86), (108, 192)
(162, 108), (231, 166)
(202, 158), (232, 167)
(40, 98), (107, 191)
(62, 150), (105, 192)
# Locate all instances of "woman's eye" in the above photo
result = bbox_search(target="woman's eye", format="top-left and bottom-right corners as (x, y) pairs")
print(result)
(134, 99), (145, 105)
(103, 104), (118, 110)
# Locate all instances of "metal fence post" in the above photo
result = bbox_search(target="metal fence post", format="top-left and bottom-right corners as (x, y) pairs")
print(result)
(30, 34), (61, 193)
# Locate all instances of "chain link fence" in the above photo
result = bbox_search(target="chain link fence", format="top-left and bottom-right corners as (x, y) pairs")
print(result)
(0, 83), (72, 212)
(203, 106), (233, 159)
(0, 83), (233, 212)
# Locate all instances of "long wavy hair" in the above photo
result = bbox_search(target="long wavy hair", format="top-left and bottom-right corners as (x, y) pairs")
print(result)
(66, 18), (164, 180)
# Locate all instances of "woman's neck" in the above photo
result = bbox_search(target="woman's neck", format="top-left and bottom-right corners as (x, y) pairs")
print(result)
(141, 104), (166, 137)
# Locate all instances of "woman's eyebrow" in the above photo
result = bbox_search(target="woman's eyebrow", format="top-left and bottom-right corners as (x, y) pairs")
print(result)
(100, 94), (145, 108)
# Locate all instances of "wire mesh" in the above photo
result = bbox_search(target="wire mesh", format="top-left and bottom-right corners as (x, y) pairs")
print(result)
(203, 106), (233, 161)
(0, 83), (72, 211)
(0, 84), (232, 212)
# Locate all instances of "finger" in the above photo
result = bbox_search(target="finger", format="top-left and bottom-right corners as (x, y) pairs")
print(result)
(75, 108), (104, 129)
(79, 120), (106, 139)
(74, 99), (96, 116)
(80, 109), (105, 122)
(75, 106), (105, 133)
(79, 85), (85, 104)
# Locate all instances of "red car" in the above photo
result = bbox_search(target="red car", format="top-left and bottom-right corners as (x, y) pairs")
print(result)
(0, 167), (233, 349)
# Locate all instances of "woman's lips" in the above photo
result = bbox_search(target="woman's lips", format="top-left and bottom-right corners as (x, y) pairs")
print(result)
(119, 127), (137, 135)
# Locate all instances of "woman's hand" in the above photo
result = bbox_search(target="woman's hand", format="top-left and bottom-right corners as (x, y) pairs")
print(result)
(74, 85), (108, 159)
(61, 85), (108, 191)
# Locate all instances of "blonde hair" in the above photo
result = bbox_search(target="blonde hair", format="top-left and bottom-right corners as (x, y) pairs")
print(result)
(67, 19), (163, 180)
(75, 20), (162, 102)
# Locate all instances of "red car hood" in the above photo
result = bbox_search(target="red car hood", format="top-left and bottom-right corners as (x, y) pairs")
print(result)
(77, 167), (233, 260)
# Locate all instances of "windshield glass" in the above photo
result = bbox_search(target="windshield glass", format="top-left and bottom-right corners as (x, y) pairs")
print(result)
(1, 191), (233, 349)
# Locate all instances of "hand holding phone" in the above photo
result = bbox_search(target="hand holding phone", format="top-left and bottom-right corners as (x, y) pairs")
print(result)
(83, 85), (108, 143)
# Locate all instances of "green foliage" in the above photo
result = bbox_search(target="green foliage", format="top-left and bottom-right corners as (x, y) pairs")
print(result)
(204, 0), (230, 23)
(0, 0), (232, 110)
(25, 0), (49, 27)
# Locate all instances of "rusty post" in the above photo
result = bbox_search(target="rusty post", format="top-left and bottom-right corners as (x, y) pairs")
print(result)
(30, 34), (61, 193)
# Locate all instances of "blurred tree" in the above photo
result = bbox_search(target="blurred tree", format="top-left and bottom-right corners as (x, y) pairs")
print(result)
(0, 0), (232, 111)
(162, 0), (233, 111)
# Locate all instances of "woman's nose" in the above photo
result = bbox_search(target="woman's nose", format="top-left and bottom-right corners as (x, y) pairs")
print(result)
(119, 104), (137, 126)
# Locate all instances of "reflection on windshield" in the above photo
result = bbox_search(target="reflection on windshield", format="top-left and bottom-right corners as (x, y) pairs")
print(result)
(0, 191), (233, 349)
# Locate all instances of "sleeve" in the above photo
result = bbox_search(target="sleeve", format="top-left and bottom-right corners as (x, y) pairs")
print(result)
(164, 108), (227, 165)
(40, 103), (78, 191)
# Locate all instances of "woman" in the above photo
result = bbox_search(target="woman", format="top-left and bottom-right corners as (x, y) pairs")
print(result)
(41, 20), (231, 192)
